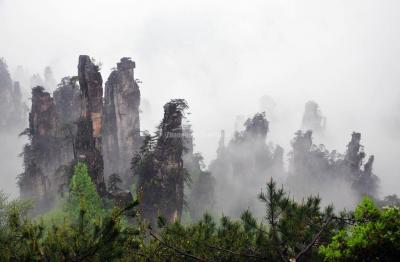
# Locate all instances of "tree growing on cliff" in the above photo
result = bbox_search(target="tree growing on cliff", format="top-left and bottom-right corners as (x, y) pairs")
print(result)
(132, 99), (190, 224)
(108, 173), (123, 192)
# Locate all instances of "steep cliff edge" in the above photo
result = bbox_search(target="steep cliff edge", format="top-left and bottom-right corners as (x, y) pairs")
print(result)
(76, 55), (106, 195)
(103, 57), (141, 187)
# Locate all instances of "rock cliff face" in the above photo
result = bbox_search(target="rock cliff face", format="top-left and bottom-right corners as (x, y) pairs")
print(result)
(103, 58), (141, 186)
(345, 132), (379, 198)
(18, 55), (146, 210)
(77, 56), (103, 140)
(29, 87), (58, 140)
(19, 81), (82, 211)
(133, 99), (188, 224)
(154, 99), (187, 221)
(53, 76), (81, 163)
(19, 56), (108, 210)
(54, 76), (81, 126)
(76, 55), (106, 195)
(19, 86), (61, 212)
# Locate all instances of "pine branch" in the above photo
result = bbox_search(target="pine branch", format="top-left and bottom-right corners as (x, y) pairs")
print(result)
(149, 230), (212, 262)
(76, 203), (137, 261)
(294, 216), (333, 261)
(332, 216), (356, 225)
(206, 244), (268, 261)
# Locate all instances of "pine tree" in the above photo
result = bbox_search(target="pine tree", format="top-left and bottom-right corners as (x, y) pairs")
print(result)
(66, 162), (104, 219)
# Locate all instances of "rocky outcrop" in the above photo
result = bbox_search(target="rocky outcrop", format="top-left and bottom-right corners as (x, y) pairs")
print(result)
(53, 76), (81, 162)
(103, 58), (141, 186)
(301, 101), (326, 135)
(134, 99), (188, 224)
(287, 131), (379, 205)
(182, 124), (196, 170)
(19, 81), (82, 210)
(344, 132), (364, 173)
(77, 56), (103, 140)
(19, 56), (144, 210)
(154, 99), (188, 221)
(54, 76), (81, 126)
(0, 58), (26, 131)
(76, 55), (106, 195)
(345, 132), (379, 198)
(29, 87), (58, 139)
(210, 112), (284, 217)
(19, 56), (108, 210)
(18, 86), (61, 212)
(9, 82), (26, 128)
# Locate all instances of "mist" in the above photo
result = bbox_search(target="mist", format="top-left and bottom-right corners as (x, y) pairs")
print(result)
(1, 0), (400, 202)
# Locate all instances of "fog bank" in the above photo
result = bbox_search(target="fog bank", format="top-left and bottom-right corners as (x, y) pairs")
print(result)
(1, 0), (400, 198)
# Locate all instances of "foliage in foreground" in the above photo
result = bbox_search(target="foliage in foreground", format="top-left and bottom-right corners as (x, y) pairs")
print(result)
(0, 163), (142, 261)
(138, 178), (342, 262)
(320, 197), (400, 261)
(66, 163), (104, 219)
(0, 163), (399, 261)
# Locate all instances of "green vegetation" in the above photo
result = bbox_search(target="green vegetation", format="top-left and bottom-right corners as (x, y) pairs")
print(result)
(0, 163), (399, 261)
(320, 197), (400, 261)
(66, 163), (104, 219)
(0, 162), (142, 261)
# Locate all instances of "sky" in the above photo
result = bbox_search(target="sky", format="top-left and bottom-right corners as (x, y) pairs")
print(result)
(0, 0), (400, 197)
